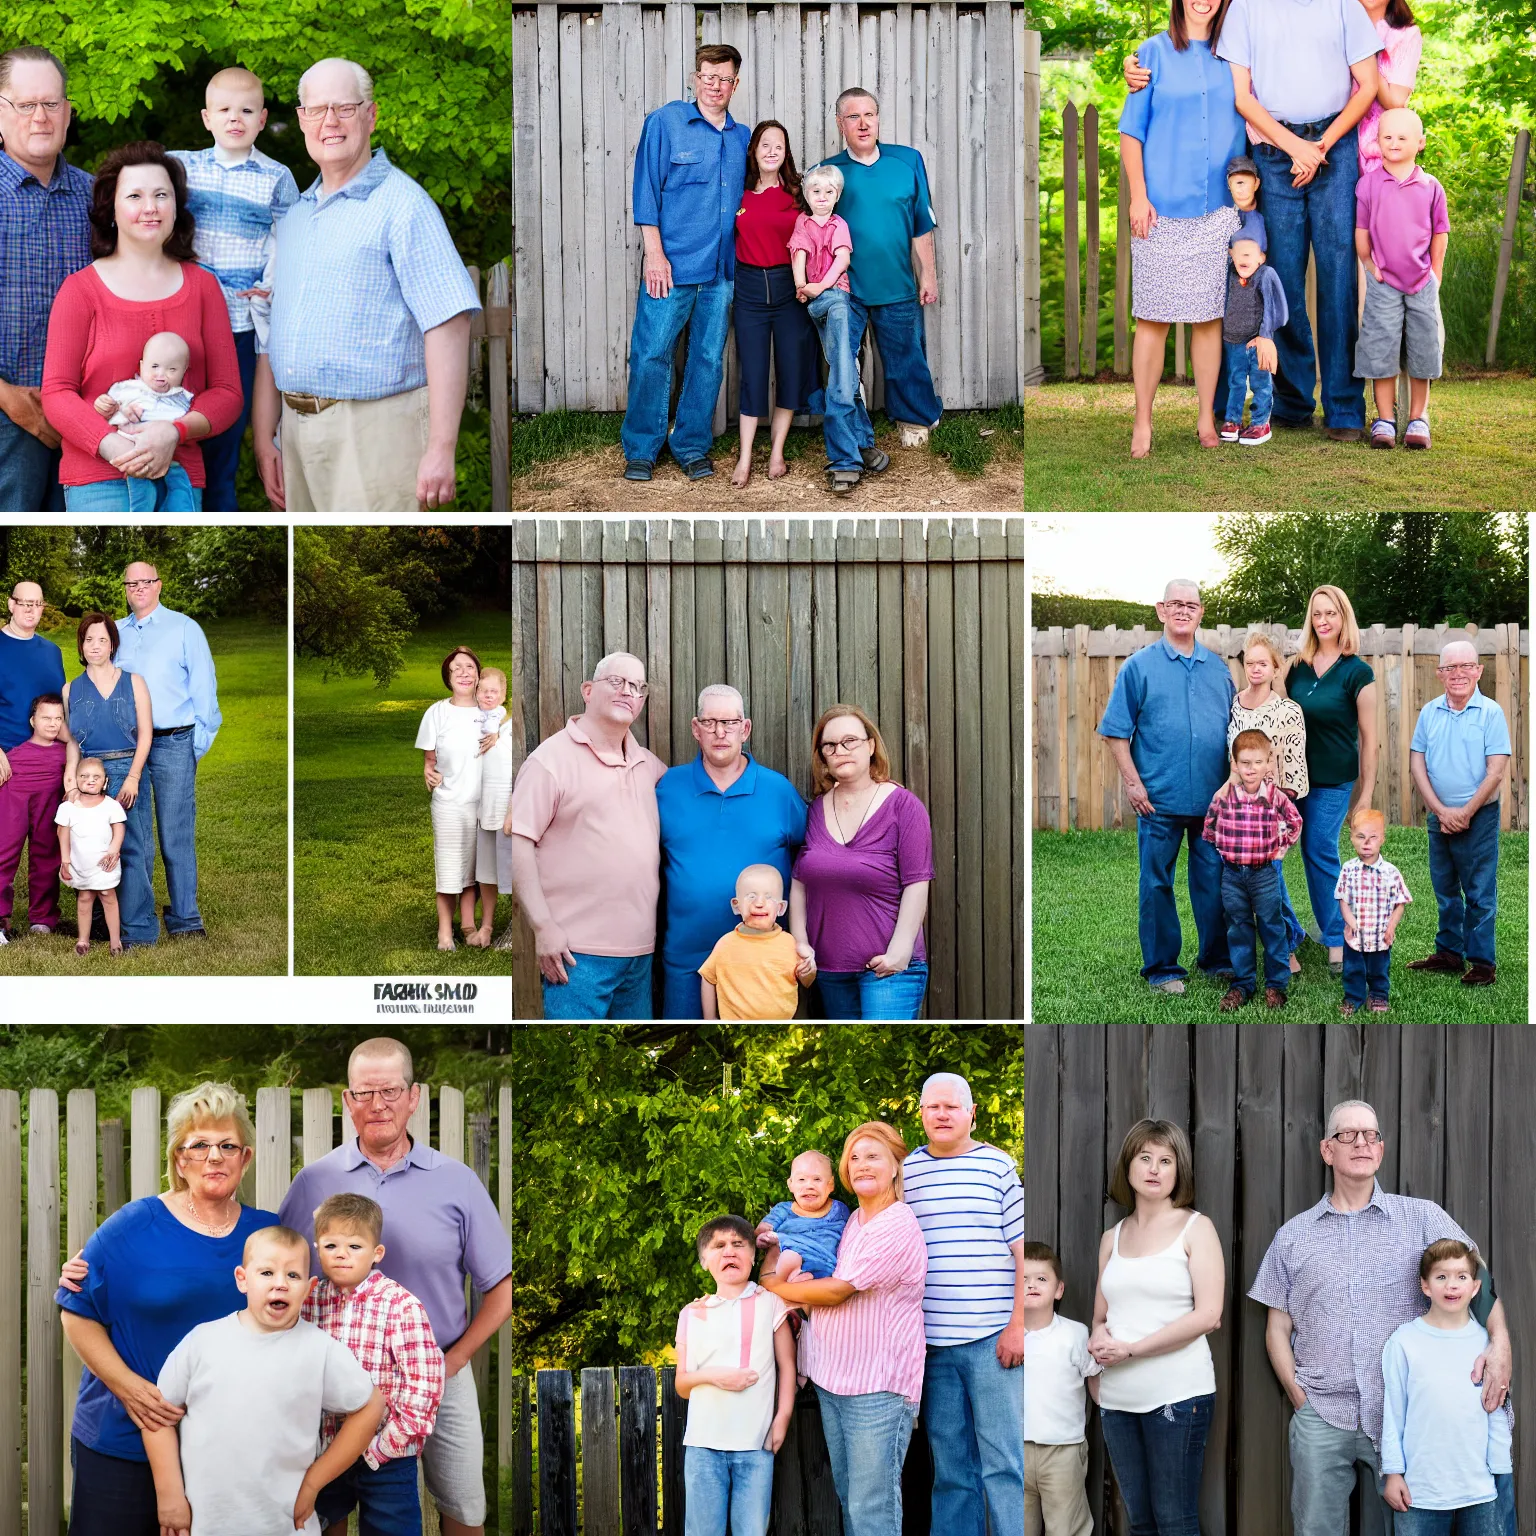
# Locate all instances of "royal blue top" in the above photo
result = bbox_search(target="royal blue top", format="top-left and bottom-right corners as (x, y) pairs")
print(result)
(763, 1199), (853, 1280)
(0, 630), (66, 751)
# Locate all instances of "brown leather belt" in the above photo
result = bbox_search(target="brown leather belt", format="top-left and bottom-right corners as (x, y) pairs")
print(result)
(281, 391), (341, 415)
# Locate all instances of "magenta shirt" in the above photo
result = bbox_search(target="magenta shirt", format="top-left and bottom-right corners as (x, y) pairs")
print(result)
(793, 783), (934, 971)
(1356, 163), (1448, 294)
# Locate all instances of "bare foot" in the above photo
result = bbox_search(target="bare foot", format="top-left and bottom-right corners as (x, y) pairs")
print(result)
(767, 455), (789, 479)
(730, 457), (751, 488)
(1290, 953), (1302, 974)
(110, 942), (123, 956)
(437, 933), (456, 952)
(75, 940), (89, 956)
(1197, 417), (1220, 447)
(1131, 422), (1153, 458)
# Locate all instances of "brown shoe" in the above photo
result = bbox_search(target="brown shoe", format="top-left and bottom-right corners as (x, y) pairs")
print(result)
(1326, 426), (1364, 443)
(1461, 964), (1497, 986)
(1407, 950), (1466, 974)
(1368, 998), (1390, 1012)
(1218, 986), (1250, 1012)
(1265, 986), (1287, 1009)
(1339, 1002), (1358, 1016)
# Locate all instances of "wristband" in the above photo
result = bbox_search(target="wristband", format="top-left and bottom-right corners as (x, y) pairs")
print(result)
(173, 419), (189, 446)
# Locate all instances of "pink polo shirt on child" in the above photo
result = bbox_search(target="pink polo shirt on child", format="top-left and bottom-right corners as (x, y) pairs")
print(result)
(787, 213), (853, 291)
(1355, 162), (1448, 295)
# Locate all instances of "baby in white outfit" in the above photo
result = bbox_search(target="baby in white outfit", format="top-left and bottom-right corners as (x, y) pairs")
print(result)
(92, 331), (197, 510)
(472, 668), (512, 947)
(54, 757), (128, 956)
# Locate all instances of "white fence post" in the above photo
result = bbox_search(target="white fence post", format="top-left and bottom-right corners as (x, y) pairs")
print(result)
(255, 1086), (293, 1215)
(130, 1086), (161, 1201)
(0, 1090), (21, 1536)
(302, 1087), (335, 1168)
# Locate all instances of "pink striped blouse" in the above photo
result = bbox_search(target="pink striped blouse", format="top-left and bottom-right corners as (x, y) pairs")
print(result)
(802, 1201), (929, 1403)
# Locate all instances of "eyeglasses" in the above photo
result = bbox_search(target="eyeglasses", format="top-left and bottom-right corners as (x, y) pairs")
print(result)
(0, 95), (68, 117)
(123, 578), (160, 590)
(697, 717), (744, 734)
(11, 600), (44, 610)
(1329, 1128), (1382, 1146)
(344, 1086), (409, 1105)
(596, 675), (650, 698)
(1161, 601), (1201, 615)
(694, 73), (738, 88)
(1437, 664), (1480, 675)
(180, 1140), (245, 1161)
(296, 101), (366, 120)
(819, 735), (871, 758)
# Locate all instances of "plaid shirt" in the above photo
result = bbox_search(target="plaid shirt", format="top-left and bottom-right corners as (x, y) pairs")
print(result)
(1202, 779), (1302, 864)
(1335, 856), (1412, 952)
(303, 1269), (445, 1467)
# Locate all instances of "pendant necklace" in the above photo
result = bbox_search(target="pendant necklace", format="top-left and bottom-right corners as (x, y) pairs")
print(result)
(833, 783), (877, 844)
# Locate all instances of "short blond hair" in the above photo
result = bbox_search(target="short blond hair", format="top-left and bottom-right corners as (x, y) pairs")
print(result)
(1297, 585), (1362, 664)
(837, 1121), (908, 1201)
(1352, 808), (1386, 836)
(1241, 631), (1285, 671)
(165, 1081), (254, 1194)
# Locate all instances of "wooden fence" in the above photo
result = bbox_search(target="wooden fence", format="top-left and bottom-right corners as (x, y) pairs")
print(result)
(1032, 621), (1529, 832)
(511, 517), (1025, 1021)
(1024, 1022), (1536, 1536)
(1022, 28), (1041, 385)
(2, 1083), (511, 1536)
(469, 260), (513, 513)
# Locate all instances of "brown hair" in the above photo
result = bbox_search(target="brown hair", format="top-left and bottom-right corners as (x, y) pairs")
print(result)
(1023, 1241), (1062, 1283)
(1109, 1119), (1196, 1209)
(315, 1192), (384, 1246)
(810, 702), (892, 796)
(695, 1214), (755, 1257)
(695, 43), (741, 75)
(838, 1121), (907, 1201)
(1168, 0), (1234, 50)
(441, 645), (482, 689)
(76, 611), (120, 665)
(1419, 1237), (1477, 1283)
(89, 143), (197, 262)
(0, 45), (68, 98)
(1231, 728), (1273, 761)
(745, 119), (804, 206)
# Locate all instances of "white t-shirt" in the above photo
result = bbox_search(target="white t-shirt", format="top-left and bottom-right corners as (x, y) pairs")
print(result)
(414, 699), (485, 807)
(157, 1313), (375, 1535)
(54, 796), (127, 889)
(480, 719), (513, 830)
(677, 1282), (791, 1452)
(106, 377), (195, 426)
(1025, 1313), (1100, 1445)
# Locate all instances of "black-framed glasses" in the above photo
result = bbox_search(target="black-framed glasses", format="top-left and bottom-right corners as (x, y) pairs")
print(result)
(10, 599), (44, 610)
(180, 1140), (245, 1161)
(819, 735), (871, 758)
(344, 1086), (409, 1105)
(1329, 1128), (1382, 1146)
(123, 578), (160, 591)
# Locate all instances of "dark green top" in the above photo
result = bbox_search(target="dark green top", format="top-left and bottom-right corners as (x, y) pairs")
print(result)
(1287, 653), (1375, 787)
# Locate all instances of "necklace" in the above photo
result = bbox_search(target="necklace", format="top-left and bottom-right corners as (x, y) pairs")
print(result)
(183, 1191), (239, 1237)
(832, 782), (878, 844)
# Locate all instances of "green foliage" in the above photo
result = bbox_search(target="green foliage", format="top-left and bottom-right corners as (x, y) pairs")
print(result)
(1031, 591), (1162, 629)
(293, 527), (416, 687)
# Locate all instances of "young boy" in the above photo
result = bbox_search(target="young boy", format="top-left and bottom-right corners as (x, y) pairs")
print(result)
(1202, 729), (1302, 1011)
(698, 863), (815, 1020)
(1355, 106), (1450, 450)
(1335, 807), (1412, 1015)
(91, 332), (197, 511)
(1023, 1242), (1099, 1536)
(55, 755), (126, 955)
(302, 1194), (445, 1536)
(1219, 199), (1290, 447)
(755, 1150), (852, 1282)
(676, 1216), (798, 1536)
(1380, 1239), (1512, 1526)
(0, 693), (69, 944)
(145, 1225), (385, 1536)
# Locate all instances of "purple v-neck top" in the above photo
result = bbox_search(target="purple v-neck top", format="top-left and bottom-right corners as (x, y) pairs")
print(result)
(793, 783), (935, 971)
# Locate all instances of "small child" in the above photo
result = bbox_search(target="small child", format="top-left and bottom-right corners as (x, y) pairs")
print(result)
(91, 332), (197, 511)
(1219, 190), (1290, 447)
(675, 1216), (797, 1536)
(0, 693), (69, 945)
(1355, 106), (1449, 450)
(302, 1194), (445, 1536)
(1335, 807), (1412, 1015)
(1202, 729), (1302, 1011)
(144, 1225), (386, 1536)
(472, 668), (512, 948)
(698, 863), (815, 1020)
(755, 1150), (853, 1282)
(1023, 1242), (1100, 1536)
(54, 756), (126, 956)
(1380, 1239), (1513, 1527)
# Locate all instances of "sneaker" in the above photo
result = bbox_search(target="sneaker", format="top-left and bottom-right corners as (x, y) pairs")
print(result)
(622, 459), (653, 481)
(1149, 978), (1186, 995)
(682, 458), (715, 480)
(1367, 998), (1390, 1012)
(860, 447), (891, 473)
(1239, 422), (1272, 446)
(1219, 420), (1241, 443)
(1326, 425), (1364, 443)
(1404, 417), (1431, 450)
(1265, 986), (1288, 1009)
(0, 929), (8, 946)
(28, 924), (52, 936)
(1370, 418), (1396, 449)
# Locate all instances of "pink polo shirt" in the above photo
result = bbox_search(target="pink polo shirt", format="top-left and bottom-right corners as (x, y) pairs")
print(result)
(1355, 162), (1448, 295)
(787, 212), (853, 291)
(508, 715), (667, 955)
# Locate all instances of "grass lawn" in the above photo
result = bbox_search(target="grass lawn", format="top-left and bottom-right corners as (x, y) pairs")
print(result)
(1, 618), (288, 976)
(1032, 827), (1528, 1024)
(295, 613), (513, 977)
(1024, 373), (1535, 511)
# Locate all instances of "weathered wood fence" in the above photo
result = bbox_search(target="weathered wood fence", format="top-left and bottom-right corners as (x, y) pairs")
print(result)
(1022, 28), (1041, 386)
(468, 260), (513, 512)
(1032, 621), (1529, 832)
(511, 517), (1025, 1021)
(1487, 126), (1530, 365)
(1025, 1022), (1536, 1536)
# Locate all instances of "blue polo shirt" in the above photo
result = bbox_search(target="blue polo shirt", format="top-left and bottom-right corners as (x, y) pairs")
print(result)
(816, 145), (936, 306)
(0, 629), (66, 751)
(1410, 689), (1511, 808)
(1098, 635), (1236, 817)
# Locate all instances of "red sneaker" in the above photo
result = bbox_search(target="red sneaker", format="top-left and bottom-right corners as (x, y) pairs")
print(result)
(1219, 420), (1241, 443)
(1239, 422), (1272, 445)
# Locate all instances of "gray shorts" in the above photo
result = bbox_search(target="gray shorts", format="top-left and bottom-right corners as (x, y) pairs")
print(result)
(1355, 271), (1443, 381)
(422, 1364), (486, 1524)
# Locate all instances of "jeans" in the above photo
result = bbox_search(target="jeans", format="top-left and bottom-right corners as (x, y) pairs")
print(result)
(0, 403), (64, 511)
(1297, 782), (1354, 948)
(1135, 812), (1230, 983)
(848, 295), (943, 433)
(661, 957), (707, 1019)
(314, 1452), (422, 1536)
(123, 462), (197, 512)
(541, 951), (654, 1019)
(1343, 942), (1392, 1005)
(145, 729), (203, 935)
(816, 960), (928, 1019)
(683, 1446), (775, 1536)
(68, 1436), (158, 1536)
(1289, 1399), (1392, 1536)
(1428, 800), (1500, 966)
(1099, 1392), (1214, 1536)
(1223, 339), (1274, 425)
(1394, 1502), (1503, 1536)
(1221, 858), (1289, 995)
(92, 755), (158, 946)
(1255, 120), (1366, 430)
(807, 287), (865, 470)
(922, 1332), (1025, 1536)
(64, 473), (203, 511)
(200, 327), (256, 511)
(1275, 854), (1306, 955)
(814, 1385), (917, 1536)
(1494, 1472), (1517, 1536)
(621, 275), (733, 467)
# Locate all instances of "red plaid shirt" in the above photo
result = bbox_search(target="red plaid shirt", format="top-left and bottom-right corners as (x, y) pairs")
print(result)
(302, 1269), (445, 1467)
(1202, 780), (1303, 864)
(1334, 856), (1412, 952)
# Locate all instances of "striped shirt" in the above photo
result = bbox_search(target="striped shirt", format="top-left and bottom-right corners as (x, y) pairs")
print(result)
(902, 1144), (1025, 1346)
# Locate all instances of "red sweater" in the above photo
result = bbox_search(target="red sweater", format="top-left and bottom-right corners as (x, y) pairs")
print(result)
(734, 183), (803, 267)
(41, 262), (241, 488)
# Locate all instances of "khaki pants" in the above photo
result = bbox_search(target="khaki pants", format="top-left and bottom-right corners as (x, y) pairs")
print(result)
(1026, 1440), (1094, 1536)
(281, 386), (430, 512)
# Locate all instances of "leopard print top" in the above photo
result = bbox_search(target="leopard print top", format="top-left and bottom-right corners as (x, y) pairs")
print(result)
(1228, 693), (1309, 800)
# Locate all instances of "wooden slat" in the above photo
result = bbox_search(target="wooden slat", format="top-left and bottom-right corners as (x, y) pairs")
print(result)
(28, 1090), (60, 1536)
(669, 520), (697, 766)
(1493, 1029), (1536, 1511)
(811, 518), (839, 723)
(439, 1085), (466, 1163)
(130, 1085), (160, 1200)
(254, 1085), (291, 1214)
(952, 527), (983, 1018)
(724, 520), (749, 717)
(748, 522), (790, 775)
(601, 6), (627, 413)
(582, 12), (607, 406)
(512, 9), (546, 411)
(647, 522), (673, 761)
(877, 521), (904, 784)
(537, 2), (565, 410)
(1024, 1027), (1059, 1249)
(302, 1087), (334, 1168)
(558, 11), (588, 408)
(1009, 524), (1024, 1013)
(979, 534), (1011, 1018)
(926, 522), (957, 1021)
(60, 1090), (95, 1513)
(536, 1370), (577, 1536)
(660, 1366), (686, 1536)
(487, 262), (511, 513)
(100, 1118), (123, 1217)
(619, 1364), (658, 1535)
(931, 2), (961, 399)
(408, 1085), (432, 1152)
(693, 520), (726, 701)
(512, 1374), (533, 1536)
(0, 1092), (17, 1536)
(984, 0), (1018, 402)
(788, 523), (815, 801)
(580, 1368), (619, 1534)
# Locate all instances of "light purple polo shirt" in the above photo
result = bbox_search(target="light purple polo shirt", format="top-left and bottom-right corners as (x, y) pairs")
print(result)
(1356, 163), (1449, 294)
(278, 1137), (510, 1349)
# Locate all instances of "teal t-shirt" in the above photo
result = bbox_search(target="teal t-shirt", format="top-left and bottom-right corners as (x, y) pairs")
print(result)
(1287, 653), (1375, 787)
(816, 144), (937, 305)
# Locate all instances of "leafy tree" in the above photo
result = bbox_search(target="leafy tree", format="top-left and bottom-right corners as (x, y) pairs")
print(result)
(293, 527), (415, 686)
(179, 526), (288, 623)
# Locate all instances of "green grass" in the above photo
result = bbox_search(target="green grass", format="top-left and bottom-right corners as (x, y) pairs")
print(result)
(0, 618), (288, 975)
(1032, 827), (1528, 1024)
(295, 613), (513, 977)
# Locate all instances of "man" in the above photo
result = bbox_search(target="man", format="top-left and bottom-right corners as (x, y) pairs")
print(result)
(1250, 1099), (1515, 1536)
(509, 651), (667, 1019)
(655, 683), (810, 1018)
(1098, 579), (1235, 995)
(0, 46), (91, 512)
(902, 1073), (1025, 1536)
(279, 1037), (511, 1536)
(1406, 638), (1510, 988)
(0, 581), (66, 787)
(251, 57), (480, 513)
(619, 44), (750, 483)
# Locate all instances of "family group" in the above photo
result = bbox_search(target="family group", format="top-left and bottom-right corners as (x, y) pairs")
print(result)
(1118, 0), (1448, 455)
(0, 568), (219, 950)
(1025, 1106), (1517, 1536)
(510, 651), (935, 1020)
(1098, 581), (1510, 1011)
(54, 1038), (512, 1536)
(0, 47), (479, 513)
(620, 44), (942, 494)
(680, 1073), (1023, 1536)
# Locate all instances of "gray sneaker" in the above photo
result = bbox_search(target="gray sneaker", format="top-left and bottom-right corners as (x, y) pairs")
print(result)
(28, 924), (51, 936)
(1150, 978), (1186, 995)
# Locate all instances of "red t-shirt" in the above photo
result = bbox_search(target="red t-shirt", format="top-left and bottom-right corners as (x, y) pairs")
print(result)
(734, 183), (803, 268)
(41, 262), (242, 488)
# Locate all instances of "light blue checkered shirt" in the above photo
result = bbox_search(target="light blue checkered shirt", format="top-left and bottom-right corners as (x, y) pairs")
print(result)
(263, 148), (480, 400)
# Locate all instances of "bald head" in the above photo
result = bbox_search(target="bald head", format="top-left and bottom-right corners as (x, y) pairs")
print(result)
(1378, 106), (1424, 142)
(1439, 640), (1478, 667)
(7, 582), (45, 636)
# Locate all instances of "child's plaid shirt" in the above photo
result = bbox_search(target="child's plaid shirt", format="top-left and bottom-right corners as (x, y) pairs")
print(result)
(1334, 856), (1413, 952)
(303, 1269), (445, 1466)
(1202, 780), (1302, 864)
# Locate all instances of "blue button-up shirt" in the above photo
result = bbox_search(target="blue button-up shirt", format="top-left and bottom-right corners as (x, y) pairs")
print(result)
(265, 148), (481, 398)
(1217, 0), (1382, 127)
(1410, 688), (1512, 808)
(632, 99), (750, 285)
(115, 604), (222, 761)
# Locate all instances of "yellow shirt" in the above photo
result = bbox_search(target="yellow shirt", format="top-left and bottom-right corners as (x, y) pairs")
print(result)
(699, 924), (802, 1020)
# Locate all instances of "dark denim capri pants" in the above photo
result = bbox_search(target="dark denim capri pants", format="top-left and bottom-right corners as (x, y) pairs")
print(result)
(733, 262), (819, 417)
(1355, 271), (1443, 380)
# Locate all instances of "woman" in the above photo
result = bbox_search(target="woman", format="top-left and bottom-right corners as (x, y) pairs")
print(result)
(1117, 0), (1246, 457)
(730, 120), (818, 488)
(55, 1082), (280, 1536)
(41, 142), (241, 510)
(1091, 1119), (1223, 1536)
(1354, 0), (1422, 172)
(759, 1122), (928, 1536)
(791, 704), (933, 1020)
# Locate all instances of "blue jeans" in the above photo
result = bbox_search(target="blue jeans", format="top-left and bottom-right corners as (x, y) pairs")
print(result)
(314, 1452), (421, 1536)
(1135, 812), (1230, 984)
(621, 276), (733, 467)
(807, 287), (865, 471)
(683, 1446), (774, 1536)
(1394, 1502), (1503, 1536)
(1223, 339), (1274, 425)
(200, 327), (255, 511)
(0, 404), (64, 511)
(1255, 120), (1365, 430)
(1428, 800), (1500, 966)
(1343, 942), (1392, 1005)
(1297, 782), (1354, 948)
(1221, 858), (1289, 995)
(541, 951), (654, 1019)
(145, 729), (203, 935)
(64, 472), (203, 511)
(1494, 1472), (1517, 1536)
(1099, 1392), (1214, 1536)
(816, 960), (927, 1019)
(68, 1436), (158, 1536)
(814, 1385), (917, 1536)
(95, 755), (158, 947)
(921, 1332), (1025, 1536)
(1275, 854), (1305, 955)
(848, 295), (943, 433)
(661, 957), (707, 1019)
(1288, 1400), (1391, 1536)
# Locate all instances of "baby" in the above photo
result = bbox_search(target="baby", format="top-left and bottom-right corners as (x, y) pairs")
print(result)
(698, 864), (815, 1020)
(471, 668), (511, 948)
(1219, 180), (1289, 447)
(54, 756), (126, 956)
(92, 332), (197, 511)
(755, 1150), (852, 1283)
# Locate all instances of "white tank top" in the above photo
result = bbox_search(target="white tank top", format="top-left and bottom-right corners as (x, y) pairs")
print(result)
(1097, 1211), (1217, 1412)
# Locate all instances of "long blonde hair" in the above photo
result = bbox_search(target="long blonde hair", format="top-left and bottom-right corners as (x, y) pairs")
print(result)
(1296, 585), (1361, 665)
